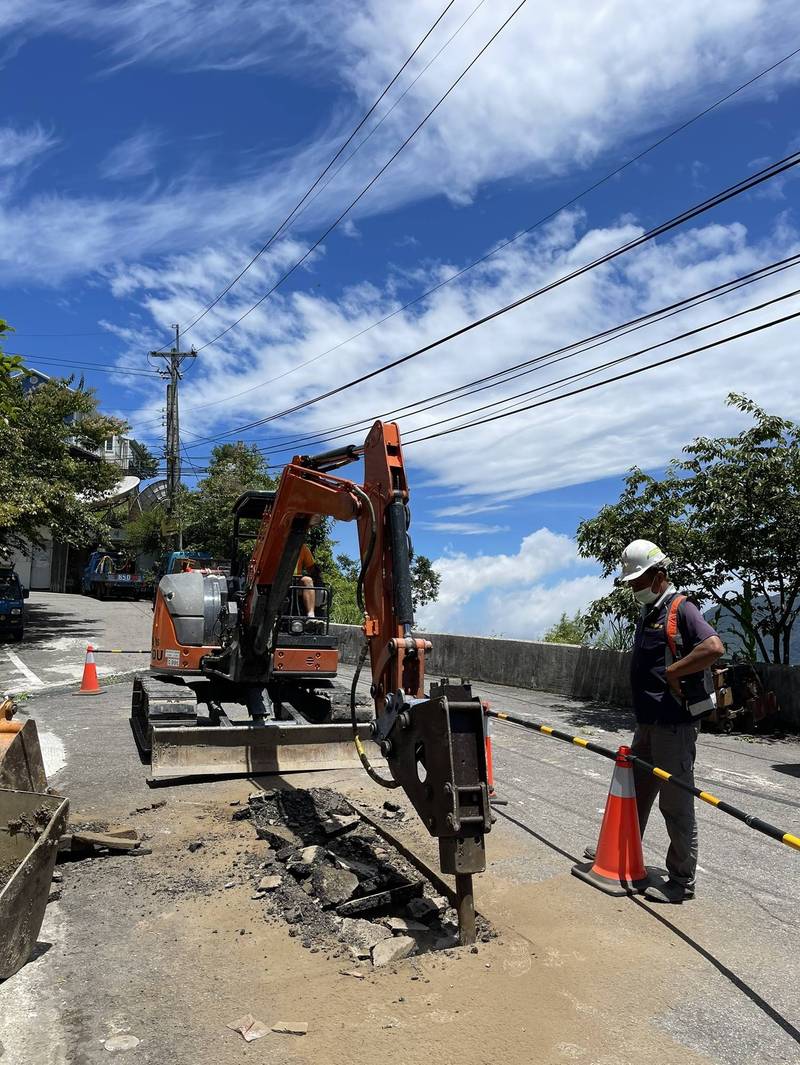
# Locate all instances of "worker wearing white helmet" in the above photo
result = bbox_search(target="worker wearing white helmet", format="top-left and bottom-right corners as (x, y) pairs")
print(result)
(590, 539), (724, 903)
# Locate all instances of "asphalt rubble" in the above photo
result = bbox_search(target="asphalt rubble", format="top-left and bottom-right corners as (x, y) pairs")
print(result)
(231, 786), (494, 968)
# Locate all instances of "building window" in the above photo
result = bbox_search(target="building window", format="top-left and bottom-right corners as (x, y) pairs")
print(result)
(105, 438), (114, 452)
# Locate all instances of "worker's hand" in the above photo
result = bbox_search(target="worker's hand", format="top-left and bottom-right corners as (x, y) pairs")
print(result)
(664, 666), (683, 701)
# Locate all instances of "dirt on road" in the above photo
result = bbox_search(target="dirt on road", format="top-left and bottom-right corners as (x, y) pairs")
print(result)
(1, 760), (713, 1065)
(2, 669), (798, 1065)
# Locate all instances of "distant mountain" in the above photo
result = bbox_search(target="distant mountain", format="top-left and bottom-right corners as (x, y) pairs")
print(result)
(702, 597), (800, 665)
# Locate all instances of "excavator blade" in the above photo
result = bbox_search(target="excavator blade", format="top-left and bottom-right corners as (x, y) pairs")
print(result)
(146, 719), (383, 783)
(131, 675), (386, 783)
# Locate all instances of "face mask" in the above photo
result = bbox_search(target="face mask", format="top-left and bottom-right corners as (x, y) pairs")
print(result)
(634, 585), (659, 606)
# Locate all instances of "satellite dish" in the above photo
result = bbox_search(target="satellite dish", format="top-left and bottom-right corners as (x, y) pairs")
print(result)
(79, 475), (141, 510)
(138, 479), (169, 513)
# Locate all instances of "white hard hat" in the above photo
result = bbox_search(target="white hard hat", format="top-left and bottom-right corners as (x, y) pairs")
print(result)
(619, 539), (670, 583)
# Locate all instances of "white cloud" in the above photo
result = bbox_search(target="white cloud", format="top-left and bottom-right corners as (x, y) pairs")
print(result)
(116, 210), (800, 512)
(0, 1), (326, 74)
(418, 521), (510, 535)
(0, 123), (57, 170)
(416, 527), (607, 636)
(433, 501), (511, 518)
(100, 128), (163, 180)
(484, 574), (613, 640)
(2, 2), (800, 282)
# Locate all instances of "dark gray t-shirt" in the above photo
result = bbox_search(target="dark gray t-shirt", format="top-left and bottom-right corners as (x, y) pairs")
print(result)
(630, 591), (717, 725)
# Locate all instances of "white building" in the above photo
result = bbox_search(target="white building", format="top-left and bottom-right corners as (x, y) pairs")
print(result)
(11, 373), (141, 591)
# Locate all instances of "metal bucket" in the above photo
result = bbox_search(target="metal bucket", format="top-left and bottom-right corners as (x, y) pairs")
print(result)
(0, 720), (48, 792)
(0, 788), (69, 980)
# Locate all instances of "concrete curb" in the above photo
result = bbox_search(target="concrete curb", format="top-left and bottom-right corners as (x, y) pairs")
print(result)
(22, 668), (145, 701)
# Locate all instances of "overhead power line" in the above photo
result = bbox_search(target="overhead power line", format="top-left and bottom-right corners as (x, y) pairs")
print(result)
(9, 353), (159, 379)
(172, 264), (800, 463)
(185, 147), (800, 450)
(405, 306), (800, 445)
(143, 41), (800, 427)
(192, 252), (800, 459)
(399, 285), (800, 440)
(150, 0), (461, 353)
(189, 0), (530, 357)
(277, 0), (491, 245)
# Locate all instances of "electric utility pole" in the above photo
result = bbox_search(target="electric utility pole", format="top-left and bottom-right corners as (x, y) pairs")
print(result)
(151, 325), (196, 550)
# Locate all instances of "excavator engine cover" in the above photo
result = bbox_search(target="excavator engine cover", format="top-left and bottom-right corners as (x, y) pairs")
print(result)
(381, 682), (491, 876)
(157, 571), (229, 647)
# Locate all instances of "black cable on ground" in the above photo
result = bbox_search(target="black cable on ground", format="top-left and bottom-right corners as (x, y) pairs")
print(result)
(485, 708), (800, 853)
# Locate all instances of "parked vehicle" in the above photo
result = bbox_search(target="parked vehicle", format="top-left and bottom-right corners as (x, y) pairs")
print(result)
(81, 550), (145, 600)
(0, 568), (28, 641)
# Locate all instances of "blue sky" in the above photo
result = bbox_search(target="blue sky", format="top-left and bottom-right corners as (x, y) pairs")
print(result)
(3, 1), (800, 636)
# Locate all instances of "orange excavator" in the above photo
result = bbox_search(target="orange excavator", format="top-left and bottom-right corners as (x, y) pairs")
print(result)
(131, 422), (490, 936)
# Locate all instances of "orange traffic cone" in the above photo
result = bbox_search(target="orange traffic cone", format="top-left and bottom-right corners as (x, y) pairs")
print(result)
(482, 705), (507, 807)
(571, 746), (649, 895)
(74, 644), (105, 696)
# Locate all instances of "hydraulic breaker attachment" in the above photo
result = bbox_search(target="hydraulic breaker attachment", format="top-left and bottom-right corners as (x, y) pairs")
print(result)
(375, 680), (491, 943)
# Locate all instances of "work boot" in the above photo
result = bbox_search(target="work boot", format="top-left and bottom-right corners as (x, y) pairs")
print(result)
(643, 878), (694, 904)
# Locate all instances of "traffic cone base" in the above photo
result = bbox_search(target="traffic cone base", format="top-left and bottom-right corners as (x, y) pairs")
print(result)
(571, 746), (651, 895)
(74, 644), (106, 696)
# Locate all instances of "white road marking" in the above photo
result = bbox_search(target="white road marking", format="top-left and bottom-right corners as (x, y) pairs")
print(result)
(37, 730), (67, 778)
(3, 647), (44, 687)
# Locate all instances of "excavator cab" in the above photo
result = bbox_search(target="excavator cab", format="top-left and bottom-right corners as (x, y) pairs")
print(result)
(227, 489), (334, 639)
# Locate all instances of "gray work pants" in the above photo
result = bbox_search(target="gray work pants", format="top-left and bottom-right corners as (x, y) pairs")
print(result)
(631, 722), (699, 888)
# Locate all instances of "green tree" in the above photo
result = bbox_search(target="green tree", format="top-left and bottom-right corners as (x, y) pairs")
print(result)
(542, 611), (587, 645)
(129, 439), (159, 479)
(0, 325), (127, 553)
(182, 442), (277, 558)
(123, 509), (164, 558)
(577, 394), (800, 664)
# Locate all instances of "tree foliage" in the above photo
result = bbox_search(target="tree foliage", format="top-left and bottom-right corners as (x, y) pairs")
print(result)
(123, 508), (164, 558)
(0, 321), (127, 553)
(542, 611), (587, 645)
(129, 439), (159, 479)
(577, 394), (800, 664)
(182, 443), (277, 558)
(306, 517), (441, 625)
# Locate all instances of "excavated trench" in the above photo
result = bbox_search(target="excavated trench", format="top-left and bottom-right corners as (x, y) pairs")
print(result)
(235, 787), (493, 968)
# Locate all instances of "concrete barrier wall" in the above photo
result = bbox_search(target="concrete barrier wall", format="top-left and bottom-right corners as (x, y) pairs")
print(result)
(332, 625), (799, 728)
(331, 624), (633, 708)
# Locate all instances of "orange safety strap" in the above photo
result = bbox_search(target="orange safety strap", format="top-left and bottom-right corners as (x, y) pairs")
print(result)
(665, 594), (687, 659)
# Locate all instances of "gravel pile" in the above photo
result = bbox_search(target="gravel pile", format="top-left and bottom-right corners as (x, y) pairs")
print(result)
(238, 787), (493, 966)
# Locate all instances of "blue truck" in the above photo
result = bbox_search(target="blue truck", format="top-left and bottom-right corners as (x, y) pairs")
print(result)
(0, 567), (29, 641)
(81, 551), (146, 600)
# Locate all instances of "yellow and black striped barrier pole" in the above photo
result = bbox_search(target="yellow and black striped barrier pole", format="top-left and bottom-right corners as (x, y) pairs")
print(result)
(486, 708), (800, 854)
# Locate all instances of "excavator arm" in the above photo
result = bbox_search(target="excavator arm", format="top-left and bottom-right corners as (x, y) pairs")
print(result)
(207, 422), (491, 939)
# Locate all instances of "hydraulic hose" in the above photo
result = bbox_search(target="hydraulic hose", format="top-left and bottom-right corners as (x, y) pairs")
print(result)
(349, 483), (376, 616)
(350, 642), (400, 789)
